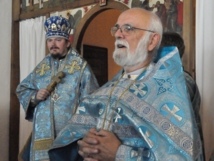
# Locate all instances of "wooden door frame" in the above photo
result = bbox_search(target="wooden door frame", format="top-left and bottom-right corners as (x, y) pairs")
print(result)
(183, 0), (196, 78)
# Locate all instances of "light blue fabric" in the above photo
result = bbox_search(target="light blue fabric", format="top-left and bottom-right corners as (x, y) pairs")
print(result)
(49, 47), (204, 161)
(16, 49), (99, 161)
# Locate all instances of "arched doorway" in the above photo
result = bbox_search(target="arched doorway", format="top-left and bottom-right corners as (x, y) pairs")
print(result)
(72, 1), (129, 50)
(73, 2), (129, 82)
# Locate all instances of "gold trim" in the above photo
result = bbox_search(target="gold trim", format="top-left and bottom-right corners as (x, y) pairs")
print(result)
(33, 138), (53, 150)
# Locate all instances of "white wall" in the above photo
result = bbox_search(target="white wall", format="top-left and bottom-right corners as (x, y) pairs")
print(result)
(196, 0), (214, 160)
(0, 0), (12, 161)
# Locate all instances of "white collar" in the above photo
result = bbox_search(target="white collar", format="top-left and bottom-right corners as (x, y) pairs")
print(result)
(123, 68), (146, 80)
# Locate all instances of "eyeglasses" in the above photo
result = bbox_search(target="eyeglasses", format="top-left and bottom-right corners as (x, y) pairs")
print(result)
(110, 24), (155, 36)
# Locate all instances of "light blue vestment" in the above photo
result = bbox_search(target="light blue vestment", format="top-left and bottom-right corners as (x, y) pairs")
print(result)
(49, 47), (204, 161)
(16, 49), (99, 161)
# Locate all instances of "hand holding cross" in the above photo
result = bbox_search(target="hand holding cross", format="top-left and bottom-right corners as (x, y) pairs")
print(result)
(46, 71), (66, 93)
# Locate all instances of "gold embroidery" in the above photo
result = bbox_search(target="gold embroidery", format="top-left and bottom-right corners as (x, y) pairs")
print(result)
(36, 63), (50, 76)
(65, 60), (81, 74)
(33, 138), (53, 150)
(51, 23), (57, 31)
(52, 93), (61, 102)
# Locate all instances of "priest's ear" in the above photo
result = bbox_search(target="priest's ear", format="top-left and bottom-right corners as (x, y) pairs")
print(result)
(147, 33), (161, 51)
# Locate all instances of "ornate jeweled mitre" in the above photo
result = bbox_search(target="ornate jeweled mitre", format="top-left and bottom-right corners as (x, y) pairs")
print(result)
(44, 16), (71, 40)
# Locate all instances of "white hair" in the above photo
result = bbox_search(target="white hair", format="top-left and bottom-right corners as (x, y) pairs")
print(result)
(148, 11), (163, 51)
(113, 9), (163, 67)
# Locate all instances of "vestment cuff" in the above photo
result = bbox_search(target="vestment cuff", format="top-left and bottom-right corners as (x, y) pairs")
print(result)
(30, 92), (40, 106)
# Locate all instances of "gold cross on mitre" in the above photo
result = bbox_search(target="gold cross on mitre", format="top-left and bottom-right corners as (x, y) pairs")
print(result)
(36, 63), (50, 76)
(65, 60), (81, 74)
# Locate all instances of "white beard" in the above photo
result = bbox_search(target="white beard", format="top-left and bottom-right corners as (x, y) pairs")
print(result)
(113, 32), (151, 67)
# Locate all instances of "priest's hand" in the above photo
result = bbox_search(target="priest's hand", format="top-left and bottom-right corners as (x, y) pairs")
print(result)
(77, 128), (121, 161)
(36, 88), (50, 101)
(30, 89), (50, 106)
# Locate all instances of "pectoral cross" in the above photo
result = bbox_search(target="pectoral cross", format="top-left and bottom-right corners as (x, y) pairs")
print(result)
(65, 60), (81, 74)
(36, 63), (50, 76)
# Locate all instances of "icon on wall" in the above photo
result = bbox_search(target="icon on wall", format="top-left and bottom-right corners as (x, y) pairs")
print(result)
(99, 0), (107, 6)
(131, 0), (183, 35)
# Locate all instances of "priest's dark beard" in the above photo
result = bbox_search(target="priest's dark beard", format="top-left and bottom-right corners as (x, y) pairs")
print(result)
(51, 53), (66, 60)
